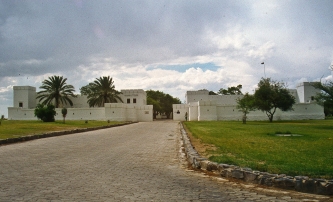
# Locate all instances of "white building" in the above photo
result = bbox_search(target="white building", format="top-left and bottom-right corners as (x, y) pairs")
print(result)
(8, 86), (153, 122)
(173, 82), (325, 121)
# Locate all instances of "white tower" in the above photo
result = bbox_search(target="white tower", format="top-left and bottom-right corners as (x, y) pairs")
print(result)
(13, 86), (37, 108)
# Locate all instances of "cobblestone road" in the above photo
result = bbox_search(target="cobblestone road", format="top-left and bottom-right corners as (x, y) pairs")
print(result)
(0, 121), (332, 201)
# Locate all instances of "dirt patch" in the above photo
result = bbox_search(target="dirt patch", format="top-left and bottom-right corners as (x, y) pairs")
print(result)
(275, 134), (303, 136)
(184, 128), (218, 159)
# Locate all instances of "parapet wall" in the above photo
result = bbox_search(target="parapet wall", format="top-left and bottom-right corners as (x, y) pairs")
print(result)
(8, 104), (153, 122)
(183, 101), (324, 121)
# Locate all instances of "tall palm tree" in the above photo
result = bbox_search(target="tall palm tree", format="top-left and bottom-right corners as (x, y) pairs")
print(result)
(81, 76), (123, 107)
(37, 75), (76, 108)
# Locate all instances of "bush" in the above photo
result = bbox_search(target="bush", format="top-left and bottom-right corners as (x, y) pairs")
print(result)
(34, 104), (56, 122)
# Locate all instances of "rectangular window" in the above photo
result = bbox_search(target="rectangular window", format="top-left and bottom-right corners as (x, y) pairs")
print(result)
(127, 98), (130, 103)
(19, 102), (23, 107)
(133, 98), (136, 103)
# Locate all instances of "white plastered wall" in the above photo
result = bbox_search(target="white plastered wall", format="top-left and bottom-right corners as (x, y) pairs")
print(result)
(182, 82), (325, 121)
(296, 82), (320, 103)
(198, 100), (217, 121)
(188, 102), (198, 121)
(56, 108), (105, 120)
(13, 86), (36, 108)
(121, 89), (147, 106)
(137, 105), (153, 122)
(186, 90), (210, 103)
(105, 103), (127, 121)
(172, 104), (189, 121)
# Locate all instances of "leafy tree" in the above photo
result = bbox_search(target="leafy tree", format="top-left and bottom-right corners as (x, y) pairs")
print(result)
(80, 84), (94, 96)
(147, 96), (162, 119)
(146, 90), (181, 119)
(312, 81), (333, 116)
(209, 91), (217, 95)
(0, 115), (3, 126)
(34, 104), (56, 122)
(161, 94), (181, 119)
(254, 78), (295, 122)
(37, 75), (76, 108)
(80, 76), (123, 107)
(218, 84), (243, 95)
(236, 93), (256, 124)
(147, 90), (165, 119)
(61, 108), (68, 123)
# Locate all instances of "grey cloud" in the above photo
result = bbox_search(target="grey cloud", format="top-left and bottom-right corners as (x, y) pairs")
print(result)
(0, 0), (247, 77)
(1, 0), (333, 117)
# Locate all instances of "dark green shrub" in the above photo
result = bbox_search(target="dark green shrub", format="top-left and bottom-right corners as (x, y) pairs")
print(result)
(61, 108), (67, 123)
(0, 115), (3, 125)
(34, 104), (56, 122)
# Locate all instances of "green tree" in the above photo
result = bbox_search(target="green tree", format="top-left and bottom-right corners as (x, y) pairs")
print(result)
(37, 75), (76, 108)
(147, 90), (165, 119)
(218, 84), (243, 95)
(80, 76), (123, 107)
(312, 81), (333, 116)
(209, 91), (217, 95)
(147, 96), (162, 119)
(254, 78), (295, 122)
(236, 93), (256, 124)
(34, 104), (56, 122)
(146, 90), (181, 119)
(61, 108), (68, 123)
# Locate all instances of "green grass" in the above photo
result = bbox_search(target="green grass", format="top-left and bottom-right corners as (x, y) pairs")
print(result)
(0, 120), (125, 140)
(183, 120), (333, 179)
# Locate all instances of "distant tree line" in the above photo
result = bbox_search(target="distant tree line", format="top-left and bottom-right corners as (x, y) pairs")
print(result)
(146, 90), (181, 119)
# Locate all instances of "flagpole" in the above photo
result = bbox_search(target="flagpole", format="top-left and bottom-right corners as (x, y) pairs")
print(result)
(261, 62), (266, 78)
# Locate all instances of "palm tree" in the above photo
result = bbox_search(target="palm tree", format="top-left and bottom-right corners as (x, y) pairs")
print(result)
(37, 76), (76, 108)
(81, 76), (123, 107)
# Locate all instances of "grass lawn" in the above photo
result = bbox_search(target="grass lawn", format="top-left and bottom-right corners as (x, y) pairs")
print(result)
(183, 120), (333, 179)
(0, 120), (125, 140)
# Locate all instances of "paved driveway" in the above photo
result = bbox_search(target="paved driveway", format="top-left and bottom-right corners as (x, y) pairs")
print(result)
(0, 121), (330, 201)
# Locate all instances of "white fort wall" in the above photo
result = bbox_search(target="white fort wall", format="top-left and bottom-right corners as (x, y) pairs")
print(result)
(173, 82), (324, 121)
(173, 102), (324, 121)
(9, 105), (153, 122)
(8, 86), (153, 122)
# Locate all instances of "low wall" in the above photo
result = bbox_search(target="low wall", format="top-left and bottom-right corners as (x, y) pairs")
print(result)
(137, 105), (154, 122)
(56, 108), (105, 120)
(195, 102), (324, 121)
(179, 122), (333, 195)
(8, 104), (153, 122)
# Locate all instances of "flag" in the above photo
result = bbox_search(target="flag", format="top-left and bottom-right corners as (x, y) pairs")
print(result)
(261, 62), (264, 64)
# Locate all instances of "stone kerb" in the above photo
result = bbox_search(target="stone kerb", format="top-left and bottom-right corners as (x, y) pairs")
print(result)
(0, 122), (137, 146)
(179, 122), (333, 195)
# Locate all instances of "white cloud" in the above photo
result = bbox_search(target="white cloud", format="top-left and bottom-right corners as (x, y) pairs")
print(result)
(1, 1), (333, 117)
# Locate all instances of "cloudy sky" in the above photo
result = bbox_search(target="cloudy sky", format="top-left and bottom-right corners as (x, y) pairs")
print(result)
(1, 0), (333, 117)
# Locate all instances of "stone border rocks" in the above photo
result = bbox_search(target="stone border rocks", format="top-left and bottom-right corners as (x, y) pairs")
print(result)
(0, 122), (137, 146)
(179, 122), (333, 195)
